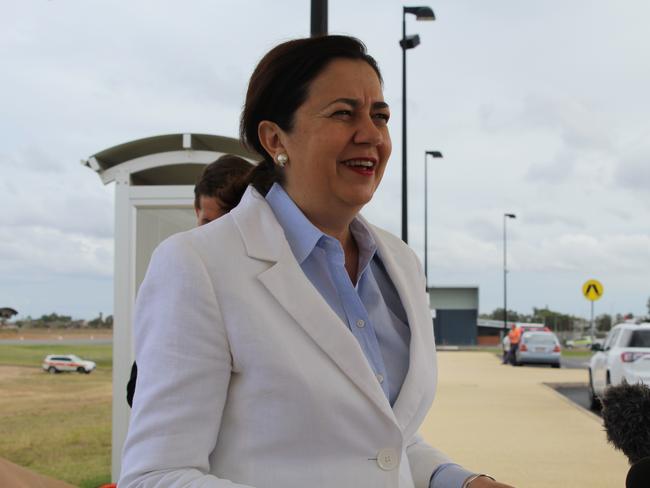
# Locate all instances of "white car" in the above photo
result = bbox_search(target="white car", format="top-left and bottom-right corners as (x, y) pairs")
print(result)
(42, 354), (96, 374)
(588, 323), (650, 409)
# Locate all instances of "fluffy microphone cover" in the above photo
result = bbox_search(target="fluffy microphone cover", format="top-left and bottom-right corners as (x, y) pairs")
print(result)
(601, 382), (650, 464)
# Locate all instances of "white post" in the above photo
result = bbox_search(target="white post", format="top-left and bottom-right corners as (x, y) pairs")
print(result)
(111, 172), (134, 481)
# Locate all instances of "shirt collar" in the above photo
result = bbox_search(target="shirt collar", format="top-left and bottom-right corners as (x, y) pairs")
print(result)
(349, 217), (378, 275)
(265, 183), (378, 270)
(265, 183), (323, 264)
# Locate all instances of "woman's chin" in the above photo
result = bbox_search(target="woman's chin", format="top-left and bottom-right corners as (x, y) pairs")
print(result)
(336, 189), (376, 211)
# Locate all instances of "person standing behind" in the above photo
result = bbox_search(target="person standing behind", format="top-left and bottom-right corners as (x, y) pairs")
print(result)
(507, 325), (521, 366)
(193, 154), (255, 226)
(126, 154), (253, 407)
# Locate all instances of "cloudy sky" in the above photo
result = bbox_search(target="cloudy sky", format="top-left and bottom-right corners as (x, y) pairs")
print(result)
(1, 0), (648, 320)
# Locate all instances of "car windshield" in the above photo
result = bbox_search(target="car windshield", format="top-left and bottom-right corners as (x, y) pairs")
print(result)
(627, 330), (650, 348)
(525, 334), (556, 345)
(69, 355), (83, 362)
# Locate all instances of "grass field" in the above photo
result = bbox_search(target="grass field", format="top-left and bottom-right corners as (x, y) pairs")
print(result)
(0, 338), (593, 487)
(489, 347), (593, 363)
(561, 349), (593, 358)
(0, 343), (112, 488)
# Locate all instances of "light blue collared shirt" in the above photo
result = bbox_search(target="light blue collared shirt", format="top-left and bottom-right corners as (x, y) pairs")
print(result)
(265, 184), (474, 488)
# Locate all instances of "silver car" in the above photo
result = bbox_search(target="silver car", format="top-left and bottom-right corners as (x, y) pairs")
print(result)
(515, 331), (561, 368)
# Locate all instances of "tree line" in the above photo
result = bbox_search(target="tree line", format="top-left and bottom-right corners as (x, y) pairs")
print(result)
(11, 312), (113, 329)
(481, 296), (650, 334)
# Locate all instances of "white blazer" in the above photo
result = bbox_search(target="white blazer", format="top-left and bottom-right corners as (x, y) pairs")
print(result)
(119, 187), (452, 488)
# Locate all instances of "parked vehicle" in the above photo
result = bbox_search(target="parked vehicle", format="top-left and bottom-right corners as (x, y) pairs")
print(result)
(565, 336), (594, 349)
(588, 323), (650, 410)
(42, 354), (96, 374)
(514, 331), (561, 368)
(502, 324), (551, 355)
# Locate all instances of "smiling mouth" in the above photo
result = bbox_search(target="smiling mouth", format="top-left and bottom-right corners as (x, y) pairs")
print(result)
(341, 159), (377, 170)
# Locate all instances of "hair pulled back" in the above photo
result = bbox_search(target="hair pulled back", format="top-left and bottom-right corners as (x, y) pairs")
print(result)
(240, 35), (382, 196)
(194, 154), (254, 211)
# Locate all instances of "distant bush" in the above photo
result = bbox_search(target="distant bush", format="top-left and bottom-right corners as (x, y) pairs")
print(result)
(12, 312), (112, 329)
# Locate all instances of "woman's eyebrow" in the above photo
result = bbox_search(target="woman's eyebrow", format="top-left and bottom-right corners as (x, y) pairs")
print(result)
(324, 98), (390, 110)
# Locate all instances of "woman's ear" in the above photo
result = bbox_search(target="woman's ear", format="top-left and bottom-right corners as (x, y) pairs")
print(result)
(258, 120), (287, 161)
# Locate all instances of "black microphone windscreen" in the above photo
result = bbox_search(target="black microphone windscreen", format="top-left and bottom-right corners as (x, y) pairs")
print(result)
(601, 382), (650, 465)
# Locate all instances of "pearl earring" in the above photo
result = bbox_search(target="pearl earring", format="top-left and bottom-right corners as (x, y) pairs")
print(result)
(276, 153), (288, 167)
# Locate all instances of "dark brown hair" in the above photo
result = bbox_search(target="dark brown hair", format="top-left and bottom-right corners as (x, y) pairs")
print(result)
(194, 154), (254, 211)
(240, 35), (382, 195)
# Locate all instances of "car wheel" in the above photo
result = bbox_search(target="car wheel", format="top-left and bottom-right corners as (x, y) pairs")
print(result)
(588, 369), (601, 411)
(77, 367), (85, 374)
(47, 366), (57, 374)
(84, 369), (92, 374)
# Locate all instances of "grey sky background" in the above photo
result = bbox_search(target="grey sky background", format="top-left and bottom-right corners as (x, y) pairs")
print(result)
(1, 0), (648, 320)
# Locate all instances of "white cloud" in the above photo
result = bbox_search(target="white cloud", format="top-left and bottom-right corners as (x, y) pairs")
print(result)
(513, 233), (650, 276)
(428, 231), (499, 272)
(525, 148), (578, 183)
(0, 226), (113, 279)
(2, 0), (650, 318)
(520, 95), (614, 151)
(615, 151), (650, 193)
(522, 211), (585, 229)
(0, 156), (113, 239)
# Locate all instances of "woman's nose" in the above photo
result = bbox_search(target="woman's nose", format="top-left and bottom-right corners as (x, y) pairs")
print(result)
(354, 116), (384, 146)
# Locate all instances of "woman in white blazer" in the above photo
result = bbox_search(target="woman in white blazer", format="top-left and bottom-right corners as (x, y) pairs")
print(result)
(119, 36), (513, 488)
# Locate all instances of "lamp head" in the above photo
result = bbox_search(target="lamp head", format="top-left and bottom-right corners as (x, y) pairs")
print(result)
(505, 213), (517, 219)
(400, 34), (421, 50)
(404, 6), (436, 20)
(426, 151), (443, 158)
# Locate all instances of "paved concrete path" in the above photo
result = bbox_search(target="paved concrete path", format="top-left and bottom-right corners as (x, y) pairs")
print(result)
(420, 351), (629, 488)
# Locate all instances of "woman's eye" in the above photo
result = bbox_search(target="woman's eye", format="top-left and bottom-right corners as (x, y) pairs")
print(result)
(373, 113), (390, 123)
(332, 110), (352, 117)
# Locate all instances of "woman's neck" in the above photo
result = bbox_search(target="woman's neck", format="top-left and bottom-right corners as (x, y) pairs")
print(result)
(287, 193), (361, 283)
(284, 189), (360, 244)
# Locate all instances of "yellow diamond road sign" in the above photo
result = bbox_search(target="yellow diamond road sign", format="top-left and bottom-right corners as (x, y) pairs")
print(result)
(582, 279), (604, 301)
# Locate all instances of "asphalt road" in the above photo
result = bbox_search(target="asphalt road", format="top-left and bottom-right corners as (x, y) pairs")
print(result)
(553, 383), (601, 417)
(556, 355), (601, 416)
(495, 353), (591, 369)
(561, 356), (591, 369)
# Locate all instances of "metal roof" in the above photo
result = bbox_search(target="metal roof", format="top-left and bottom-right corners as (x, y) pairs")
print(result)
(82, 133), (259, 185)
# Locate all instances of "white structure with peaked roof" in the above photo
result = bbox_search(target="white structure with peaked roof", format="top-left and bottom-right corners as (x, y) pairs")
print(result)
(83, 133), (256, 481)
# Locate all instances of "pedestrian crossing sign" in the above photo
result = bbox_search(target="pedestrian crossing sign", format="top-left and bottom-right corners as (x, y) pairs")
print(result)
(582, 279), (603, 301)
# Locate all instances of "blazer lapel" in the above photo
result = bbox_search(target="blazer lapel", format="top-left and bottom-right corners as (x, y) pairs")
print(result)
(366, 219), (437, 435)
(231, 188), (396, 424)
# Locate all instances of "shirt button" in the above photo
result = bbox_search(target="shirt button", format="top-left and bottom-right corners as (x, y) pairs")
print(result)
(376, 448), (398, 471)
(376, 373), (384, 384)
(356, 319), (365, 328)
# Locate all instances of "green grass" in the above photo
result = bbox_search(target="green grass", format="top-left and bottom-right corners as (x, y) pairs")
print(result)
(478, 347), (502, 355)
(561, 349), (594, 358)
(0, 344), (112, 487)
